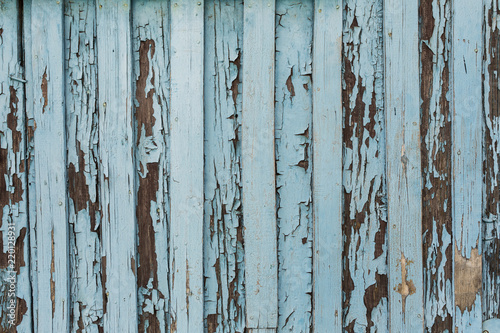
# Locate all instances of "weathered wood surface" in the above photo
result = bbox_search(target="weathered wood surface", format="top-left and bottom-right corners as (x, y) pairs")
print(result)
(65, 1), (103, 331)
(242, 0), (278, 331)
(96, 1), (138, 331)
(169, 1), (204, 332)
(384, 0), (424, 330)
(275, 1), (313, 332)
(203, 1), (245, 332)
(311, 1), (343, 332)
(2, 0), (499, 331)
(0, 1), (30, 331)
(342, 0), (388, 331)
(30, 1), (69, 331)
(452, 0), (483, 330)
(420, 0), (453, 331)
(132, 1), (170, 332)
(484, 0), (500, 322)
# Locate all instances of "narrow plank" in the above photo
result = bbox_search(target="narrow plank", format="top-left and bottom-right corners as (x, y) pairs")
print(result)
(64, 1), (103, 331)
(483, 0), (500, 321)
(342, 0), (388, 331)
(0, 1), (31, 330)
(203, 1), (245, 332)
(95, 1), (138, 331)
(30, 0), (69, 331)
(274, 1), (313, 331)
(384, 0), (425, 329)
(132, 1), (170, 332)
(23, 0), (38, 329)
(169, 1), (204, 331)
(242, 0), (278, 330)
(311, 1), (342, 331)
(420, 0), (453, 331)
(452, 0), (483, 329)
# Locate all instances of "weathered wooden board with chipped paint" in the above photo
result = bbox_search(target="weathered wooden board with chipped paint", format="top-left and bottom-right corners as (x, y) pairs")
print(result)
(1, 0), (499, 332)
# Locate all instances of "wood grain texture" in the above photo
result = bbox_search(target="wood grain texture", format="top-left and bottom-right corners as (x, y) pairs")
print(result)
(452, 0), (483, 330)
(95, 1), (138, 331)
(484, 0), (500, 322)
(384, 0), (424, 330)
(169, 1), (204, 332)
(30, 1), (69, 331)
(242, 1), (278, 330)
(274, 2), (313, 332)
(342, 0), (388, 331)
(419, 0), (453, 331)
(311, 1), (343, 331)
(203, 1), (245, 332)
(0, 1), (31, 331)
(132, 2), (170, 332)
(64, 1), (103, 331)
(23, 1), (39, 330)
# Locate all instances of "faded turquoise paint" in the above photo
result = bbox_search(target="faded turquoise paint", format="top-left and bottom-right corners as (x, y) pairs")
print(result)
(275, 1), (313, 332)
(1, 0), (498, 332)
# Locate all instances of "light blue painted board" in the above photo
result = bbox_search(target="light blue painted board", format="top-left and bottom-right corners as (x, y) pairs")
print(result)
(452, 0), (483, 329)
(0, 1), (31, 331)
(342, 0), (388, 330)
(23, 1), (39, 330)
(203, 1), (245, 332)
(419, 0), (454, 330)
(132, 1), (170, 331)
(64, 1), (103, 331)
(383, 0), (425, 330)
(95, 1), (138, 331)
(169, 1), (204, 332)
(274, 1), (313, 332)
(242, 0), (278, 330)
(30, 0), (69, 331)
(311, 1), (343, 331)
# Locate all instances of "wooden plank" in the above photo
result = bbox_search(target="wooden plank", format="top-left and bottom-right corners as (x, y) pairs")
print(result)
(452, 0), (483, 330)
(420, 0), (453, 330)
(169, 1), (204, 331)
(342, 0), (388, 331)
(0, 1), (31, 330)
(132, 1), (170, 332)
(274, 1), (313, 331)
(242, 1), (277, 330)
(203, 1), (245, 332)
(23, 0), (38, 330)
(64, 1), (103, 331)
(30, 0), (69, 331)
(483, 0), (500, 321)
(95, 1), (138, 331)
(383, 0), (425, 329)
(311, 1), (342, 331)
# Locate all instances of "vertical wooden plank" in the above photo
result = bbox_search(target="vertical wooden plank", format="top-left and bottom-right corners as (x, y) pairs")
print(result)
(31, 0), (69, 331)
(23, 0), (38, 329)
(384, 0), (425, 329)
(203, 1), (245, 332)
(132, 1), (170, 332)
(95, 1), (138, 331)
(169, 1), (204, 332)
(0, 1), (31, 330)
(342, 0), (388, 331)
(420, 0), (454, 331)
(274, 1), (313, 331)
(242, 1), (278, 330)
(483, 0), (500, 321)
(311, 1), (342, 331)
(64, 1), (103, 331)
(452, 0), (483, 330)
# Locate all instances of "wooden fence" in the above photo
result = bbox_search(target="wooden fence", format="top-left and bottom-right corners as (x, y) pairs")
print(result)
(0, 0), (498, 332)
